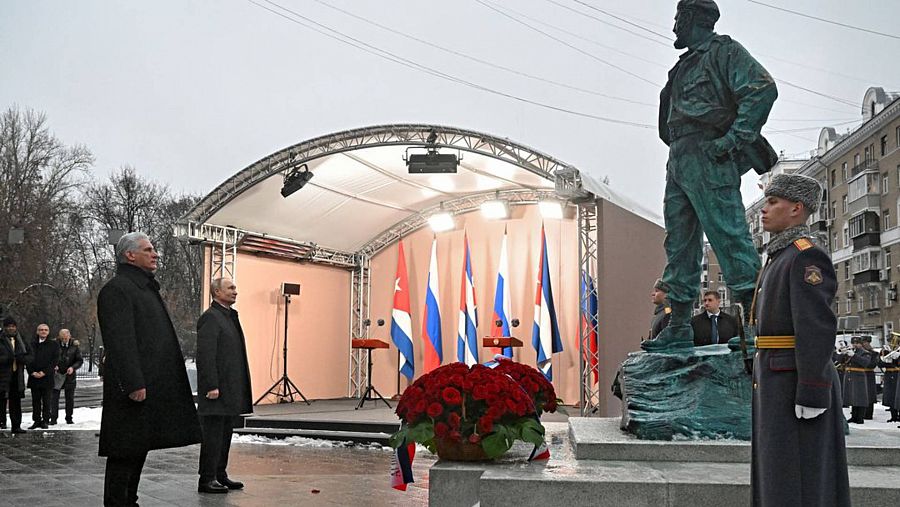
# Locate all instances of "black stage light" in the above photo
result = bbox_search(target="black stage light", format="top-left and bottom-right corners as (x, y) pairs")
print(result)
(281, 164), (313, 197)
(406, 151), (458, 174)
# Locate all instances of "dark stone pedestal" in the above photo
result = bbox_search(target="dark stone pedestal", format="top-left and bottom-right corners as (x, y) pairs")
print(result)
(619, 344), (751, 440)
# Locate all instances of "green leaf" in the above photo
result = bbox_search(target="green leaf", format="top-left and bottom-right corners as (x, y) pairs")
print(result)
(519, 419), (546, 447)
(481, 430), (514, 458)
(408, 423), (435, 444)
(388, 427), (409, 449)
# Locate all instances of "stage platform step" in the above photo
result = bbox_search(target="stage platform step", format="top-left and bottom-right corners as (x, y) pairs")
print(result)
(429, 421), (900, 507)
(570, 417), (900, 466)
(232, 426), (395, 445)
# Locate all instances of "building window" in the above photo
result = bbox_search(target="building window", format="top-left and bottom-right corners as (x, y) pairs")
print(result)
(831, 169), (836, 188)
(886, 321), (895, 335)
(858, 296), (864, 311)
(832, 231), (838, 251)
(896, 125), (900, 148)
(887, 249), (892, 272)
(717, 273), (723, 282)
(854, 153), (861, 167)
(843, 224), (850, 247)
(882, 135), (889, 157)
(846, 298), (852, 314)
(831, 201), (837, 219)
(887, 289), (894, 308)
(885, 209), (892, 230)
(883, 173), (890, 194)
(844, 260), (851, 280)
(842, 162), (848, 181)
(842, 195), (848, 214)
(870, 289), (878, 310)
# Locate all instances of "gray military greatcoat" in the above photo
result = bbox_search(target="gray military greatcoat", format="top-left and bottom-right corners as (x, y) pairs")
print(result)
(841, 349), (876, 407)
(751, 236), (850, 506)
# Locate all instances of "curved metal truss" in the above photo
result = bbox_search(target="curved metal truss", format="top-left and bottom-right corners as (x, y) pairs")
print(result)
(182, 123), (573, 225)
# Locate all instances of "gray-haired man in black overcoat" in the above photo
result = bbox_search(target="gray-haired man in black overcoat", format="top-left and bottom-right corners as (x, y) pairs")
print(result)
(752, 173), (849, 506)
(97, 232), (201, 506)
(195, 277), (253, 494)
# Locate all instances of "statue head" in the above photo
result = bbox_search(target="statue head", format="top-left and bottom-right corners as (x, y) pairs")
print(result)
(674, 0), (720, 49)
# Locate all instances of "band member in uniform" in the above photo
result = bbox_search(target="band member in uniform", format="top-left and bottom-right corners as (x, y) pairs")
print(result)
(878, 341), (899, 422)
(842, 336), (876, 424)
(751, 173), (849, 506)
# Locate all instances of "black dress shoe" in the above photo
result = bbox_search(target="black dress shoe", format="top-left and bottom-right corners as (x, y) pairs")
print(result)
(198, 480), (228, 494)
(11, 427), (26, 434)
(40, 423), (49, 429)
(217, 477), (244, 490)
(66, 419), (74, 424)
(28, 422), (42, 430)
(49, 420), (57, 426)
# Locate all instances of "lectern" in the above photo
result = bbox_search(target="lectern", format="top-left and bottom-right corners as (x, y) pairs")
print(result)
(352, 339), (391, 409)
(482, 336), (523, 349)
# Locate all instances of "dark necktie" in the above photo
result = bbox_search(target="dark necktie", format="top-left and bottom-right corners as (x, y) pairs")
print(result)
(711, 315), (719, 344)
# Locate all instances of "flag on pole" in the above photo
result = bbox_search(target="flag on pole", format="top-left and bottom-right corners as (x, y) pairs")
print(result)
(457, 233), (479, 365)
(390, 439), (416, 491)
(421, 238), (443, 373)
(531, 225), (563, 380)
(581, 271), (599, 384)
(391, 240), (415, 381)
(491, 229), (513, 358)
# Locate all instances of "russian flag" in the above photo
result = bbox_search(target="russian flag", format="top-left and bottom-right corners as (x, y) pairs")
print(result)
(491, 229), (513, 358)
(391, 240), (415, 381)
(581, 271), (599, 384)
(457, 233), (479, 365)
(531, 225), (563, 381)
(421, 238), (443, 373)
(390, 439), (416, 491)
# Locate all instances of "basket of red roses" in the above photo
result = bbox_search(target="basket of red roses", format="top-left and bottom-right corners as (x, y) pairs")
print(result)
(389, 361), (561, 461)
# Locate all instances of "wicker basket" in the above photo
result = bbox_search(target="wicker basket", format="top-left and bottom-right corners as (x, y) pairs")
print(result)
(434, 437), (491, 461)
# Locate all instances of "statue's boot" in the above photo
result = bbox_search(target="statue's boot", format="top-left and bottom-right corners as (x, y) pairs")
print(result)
(641, 302), (694, 352)
(728, 291), (757, 372)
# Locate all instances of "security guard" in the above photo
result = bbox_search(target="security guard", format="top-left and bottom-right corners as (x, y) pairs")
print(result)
(646, 0), (778, 351)
(751, 173), (849, 506)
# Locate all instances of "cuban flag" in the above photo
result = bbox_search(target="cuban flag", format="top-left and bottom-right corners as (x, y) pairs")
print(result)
(391, 240), (414, 381)
(421, 238), (443, 373)
(491, 229), (513, 358)
(581, 271), (599, 384)
(457, 233), (479, 365)
(531, 225), (563, 381)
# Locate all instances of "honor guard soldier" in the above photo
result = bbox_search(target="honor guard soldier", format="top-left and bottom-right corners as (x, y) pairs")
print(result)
(751, 173), (849, 506)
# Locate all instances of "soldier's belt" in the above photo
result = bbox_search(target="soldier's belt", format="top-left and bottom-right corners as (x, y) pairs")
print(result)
(845, 367), (874, 372)
(881, 367), (900, 372)
(755, 335), (796, 349)
(667, 122), (720, 140)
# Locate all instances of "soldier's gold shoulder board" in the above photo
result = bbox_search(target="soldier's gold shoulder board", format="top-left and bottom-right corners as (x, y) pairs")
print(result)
(793, 238), (813, 251)
(804, 266), (823, 285)
(664, 307), (672, 314)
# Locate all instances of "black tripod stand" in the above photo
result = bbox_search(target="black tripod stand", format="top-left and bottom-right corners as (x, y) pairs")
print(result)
(355, 346), (391, 410)
(255, 293), (310, 405)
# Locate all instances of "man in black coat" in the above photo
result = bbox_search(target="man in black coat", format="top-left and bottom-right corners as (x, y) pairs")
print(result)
(27, 323), (59, 429)
(51, 328), (83, 425)
(751, 173), (849, 506)
(196, 277), (253, 494)
(1, 317), (33, 433)
(97, 232), (201, 506)
(648, 279), (672, 341)
(691, 290), (741, 346)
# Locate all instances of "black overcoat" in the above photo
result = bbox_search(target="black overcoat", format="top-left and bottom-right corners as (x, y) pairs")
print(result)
(751, 238), (850, 507)
(0, 333), (32, 398)
(97, 264), (201, 457)
(649, 303), (671, 340)
(27, 338), (60, 389)
(56, 340), (83, 388)
(878, 355), (897, 409)
(691, 311), (741, 346)
(842, 349), (875, 407)
(196, 302), (253, 416)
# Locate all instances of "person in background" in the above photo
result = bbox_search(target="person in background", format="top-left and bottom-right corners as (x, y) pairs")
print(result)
(51, 328), (83, 425)
(691, 291), (740, 346)
(648, 278), (672, 341)
(1, 317), (33, 433)
(27, 323), (59, 429)
(840, 336), (876, 424)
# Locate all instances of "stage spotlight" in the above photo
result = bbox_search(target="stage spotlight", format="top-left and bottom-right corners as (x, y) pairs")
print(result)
(428, 211), (454, 232)
(406, 151), (458, 174)
(480, 199), (509, 220)
(281, 164), (313, 198)
(539, 199), (564, 219)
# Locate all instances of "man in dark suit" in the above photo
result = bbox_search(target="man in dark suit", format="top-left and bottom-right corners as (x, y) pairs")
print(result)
(51, 328), (83, 425)
(751, 173), (849, 506)
(97, 232), (201, 506)
(691, 291), (740, 346)
(27, 323), (59, 429)
(1, 317), (33, 433)
(196, 277), (253, 494)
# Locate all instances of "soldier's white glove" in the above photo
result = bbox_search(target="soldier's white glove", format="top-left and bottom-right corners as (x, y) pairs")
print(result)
(889, 350), (900, 360)
(795, 405), (827, 419)
(845, 349), (855, 357)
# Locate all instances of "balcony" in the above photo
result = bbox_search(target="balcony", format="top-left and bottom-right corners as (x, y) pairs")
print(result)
(853, 270), (881, 285)
(850, 159), (879, 178)
(853, 233), (881, 249)
(848, 194), (881, 216)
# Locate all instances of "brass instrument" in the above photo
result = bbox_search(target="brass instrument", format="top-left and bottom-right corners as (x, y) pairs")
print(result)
(882, 331), (900, 357)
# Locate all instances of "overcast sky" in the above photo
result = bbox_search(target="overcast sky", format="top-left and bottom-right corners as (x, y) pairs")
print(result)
(2, 0), (898, 215)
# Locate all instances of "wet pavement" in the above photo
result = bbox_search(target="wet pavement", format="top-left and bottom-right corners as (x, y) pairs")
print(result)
(0, 429), (434, 506)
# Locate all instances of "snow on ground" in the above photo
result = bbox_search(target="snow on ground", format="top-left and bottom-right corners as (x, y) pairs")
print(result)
(231, 433), (394, 451)
(844, 402), (899, 431)
(38, 406), (103, 432)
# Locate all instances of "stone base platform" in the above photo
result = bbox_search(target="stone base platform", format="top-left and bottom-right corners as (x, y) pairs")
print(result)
(429, 419), (900, 507)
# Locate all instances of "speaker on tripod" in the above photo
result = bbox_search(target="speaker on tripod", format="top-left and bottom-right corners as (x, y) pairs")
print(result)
(254, 282), (310, 405)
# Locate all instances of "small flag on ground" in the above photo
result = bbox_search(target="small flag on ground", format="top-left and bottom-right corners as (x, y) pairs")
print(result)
(391, 240), (414, 381)
(581, 271), (599, 384)
(531, 225), (563, 381)
(458, 233), (479, 365)
(491, 229), (513, 358)
(422, 238), (443, 373)
(390, 440), (416, 490)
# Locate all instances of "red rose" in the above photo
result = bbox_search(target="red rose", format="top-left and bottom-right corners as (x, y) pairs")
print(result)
(447, 411), (461, 429)
(448, 430), (462, 442)
(435, 422), (449, 438)
(414, 400), (426, 413)
(478, 416), (494, 433)
(442, 387), (462, 405)
(468, 434), (481, 444)
(506, 399), (518, 412)
(427, 402), (443, 418)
